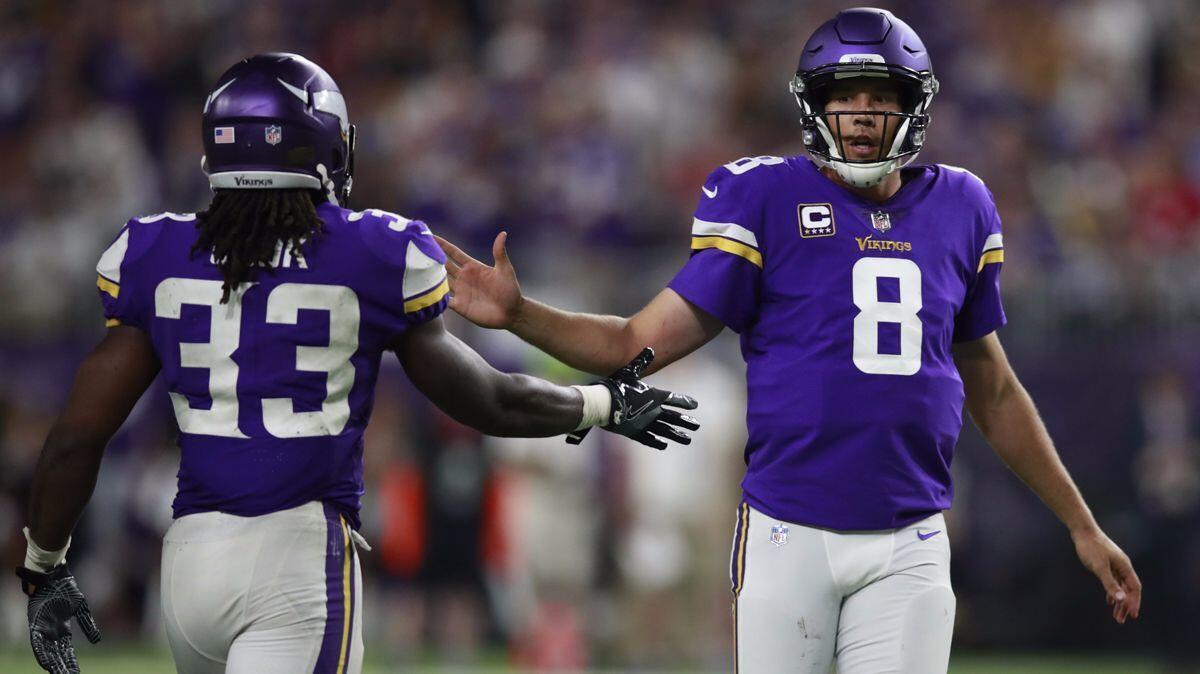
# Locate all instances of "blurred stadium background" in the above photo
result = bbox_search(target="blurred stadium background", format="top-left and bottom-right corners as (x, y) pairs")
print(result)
(1, 0), (1198, 671)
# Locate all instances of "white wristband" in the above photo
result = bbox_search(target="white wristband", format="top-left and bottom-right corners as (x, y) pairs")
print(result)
(23, 527), (69, 574)
(572, 384), (612, 431)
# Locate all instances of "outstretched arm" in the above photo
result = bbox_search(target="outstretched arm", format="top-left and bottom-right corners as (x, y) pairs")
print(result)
(394, 317), (698, 446)
(436, 233), (724, 376)
(954, 332), (1141, 623)
(28, 326), (160, 552)
(395, 316), (586, 437)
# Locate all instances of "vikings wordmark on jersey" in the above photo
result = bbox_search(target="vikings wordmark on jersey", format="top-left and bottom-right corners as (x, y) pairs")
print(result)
(95, 205), (450, 528)
(670, 156), (1005, 531)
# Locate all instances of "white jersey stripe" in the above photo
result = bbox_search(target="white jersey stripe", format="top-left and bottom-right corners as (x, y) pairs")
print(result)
(96, 228), (130, 283)
(691, 218), (759, 249)
(981, 233), (1003, 253)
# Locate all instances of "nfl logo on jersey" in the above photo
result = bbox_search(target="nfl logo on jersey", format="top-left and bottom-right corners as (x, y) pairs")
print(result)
(871, 210), (892, 232)
(265, 125), (282, 145)
(770, 523), (790, 547)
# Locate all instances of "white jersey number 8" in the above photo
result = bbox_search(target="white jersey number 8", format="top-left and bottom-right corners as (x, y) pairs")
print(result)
(154, 278), (359, 438)
(851, 258), (923, 376)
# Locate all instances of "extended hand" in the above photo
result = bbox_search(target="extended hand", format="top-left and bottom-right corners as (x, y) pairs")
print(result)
(16, 564), (102, 673)
(435, 232), (523, 329)
(1071, 528), (1141, 623)
(568, 348), (700, 449)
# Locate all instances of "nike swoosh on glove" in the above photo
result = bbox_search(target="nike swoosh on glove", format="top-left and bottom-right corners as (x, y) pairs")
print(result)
(567, 347), (700, 450)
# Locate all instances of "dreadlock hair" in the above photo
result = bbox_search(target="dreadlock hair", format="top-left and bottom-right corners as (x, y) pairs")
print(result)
(193, 189), (325, 303)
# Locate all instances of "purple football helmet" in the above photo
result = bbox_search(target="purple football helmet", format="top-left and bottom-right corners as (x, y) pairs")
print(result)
(789, 8), (938, 187)
(202, 53), (355, 205)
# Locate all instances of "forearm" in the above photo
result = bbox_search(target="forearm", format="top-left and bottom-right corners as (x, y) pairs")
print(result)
(511, 298), (640, 375)
(27, 426), (107, 551)
(481, 373), (591, 437)
(398, 318), (597, 437)
(974, 380), (1099, 535)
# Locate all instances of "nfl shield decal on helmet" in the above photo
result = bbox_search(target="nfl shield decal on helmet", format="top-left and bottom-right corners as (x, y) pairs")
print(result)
(871, 210), (892, 232)
(770, 523), (790, 547)
(265, 125), (282, 145)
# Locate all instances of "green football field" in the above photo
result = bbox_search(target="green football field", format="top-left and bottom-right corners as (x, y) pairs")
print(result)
(0, 646), (1161, 673)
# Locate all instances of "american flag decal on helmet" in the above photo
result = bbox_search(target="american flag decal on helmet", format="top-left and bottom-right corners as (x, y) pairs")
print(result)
(214, 127), (235, 144)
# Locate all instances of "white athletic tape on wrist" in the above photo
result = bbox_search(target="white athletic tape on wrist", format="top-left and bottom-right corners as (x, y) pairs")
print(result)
(572, 384), (612, 431)
(23, 527), (69, 574)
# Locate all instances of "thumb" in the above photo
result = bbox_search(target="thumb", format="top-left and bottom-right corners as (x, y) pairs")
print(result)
(493, 231), (511, 269)
(75, 600), (101, 644)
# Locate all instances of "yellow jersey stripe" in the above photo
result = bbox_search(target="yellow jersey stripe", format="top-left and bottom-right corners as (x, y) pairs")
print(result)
(403, 278), (449, 313)
(692, 237), (763, 269)
(105, 319), (121, 328)
(336, 516), (352, 674)
(97, 275), (120, 299)
(977, 249), (1004, 273)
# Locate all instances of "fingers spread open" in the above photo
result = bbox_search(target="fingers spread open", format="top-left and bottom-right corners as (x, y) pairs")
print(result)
(658, 408), (700, 431)
(634, 430), (668, 450)
(664, 392), (698, 410)
(492, 232), (511, 268)
(647, 420), (692, 445)
(627, 348), (655, 376)
(433, 235), (477, 268)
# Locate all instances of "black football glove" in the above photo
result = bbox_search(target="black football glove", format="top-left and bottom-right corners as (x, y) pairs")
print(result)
(566, 347), (700, 449)
(16, 564), (101, 674)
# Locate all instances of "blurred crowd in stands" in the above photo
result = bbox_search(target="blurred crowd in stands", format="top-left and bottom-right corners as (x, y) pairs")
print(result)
(0, 0), (1197, 670)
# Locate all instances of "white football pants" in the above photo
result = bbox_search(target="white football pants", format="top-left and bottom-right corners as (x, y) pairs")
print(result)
(731, 503), (955, 673)
(161, 501), (364, 674)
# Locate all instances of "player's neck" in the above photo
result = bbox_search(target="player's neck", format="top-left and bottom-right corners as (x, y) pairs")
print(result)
(821, 167), (903, 204)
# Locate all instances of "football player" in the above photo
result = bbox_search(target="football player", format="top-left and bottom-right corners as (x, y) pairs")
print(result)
(436, 8), (1141, 672)
(15, 53), (699, 674)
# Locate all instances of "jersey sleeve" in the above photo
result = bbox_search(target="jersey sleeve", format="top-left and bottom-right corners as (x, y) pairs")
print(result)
(356, 209), (450, 341)
(667, 163), (765, 333)
(953, 185), (1007, 342)
(96, 219), (154, 330)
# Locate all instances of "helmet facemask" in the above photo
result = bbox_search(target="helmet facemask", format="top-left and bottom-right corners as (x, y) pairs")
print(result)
(791, 61), (938, 188)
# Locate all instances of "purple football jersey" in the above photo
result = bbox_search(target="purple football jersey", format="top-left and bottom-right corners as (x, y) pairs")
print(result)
(669, 156), (1005, 531)
(95, 203), (450, 527)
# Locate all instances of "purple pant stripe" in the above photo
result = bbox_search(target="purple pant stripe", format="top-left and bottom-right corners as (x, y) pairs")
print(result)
(313, 503), (346, 674)
(729, 502), (748, 596)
